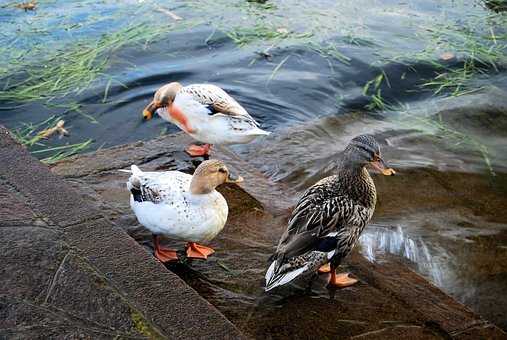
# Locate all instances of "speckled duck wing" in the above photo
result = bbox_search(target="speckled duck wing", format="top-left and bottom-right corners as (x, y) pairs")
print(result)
(180, 84), (260, 125)
(127, 166), (199, 236)
(277, 180), (355, 260)
(128, 168), (189, 205)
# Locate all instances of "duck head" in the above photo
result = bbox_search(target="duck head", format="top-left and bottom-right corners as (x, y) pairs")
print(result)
(142, 82), (183, 120)
(343, 134), (395, 176)
(190, 159), (244, 195)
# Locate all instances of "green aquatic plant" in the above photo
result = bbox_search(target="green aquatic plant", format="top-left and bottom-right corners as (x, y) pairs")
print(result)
(0, 22), (175, 105)
(10, 116), (92, 164)
(391, 103), (496, 176)
(226, 23), (312, 47)
(378, 12), (506, 98)
(307, 41), (351, 66)
(267, 54), (291, 85)
(363, 71), (391, 110)
(420, 24), (506, 96)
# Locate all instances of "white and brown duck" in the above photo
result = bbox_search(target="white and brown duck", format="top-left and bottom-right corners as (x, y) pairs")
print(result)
(126, 160), (243, 262)
(142, 82), (270, 156)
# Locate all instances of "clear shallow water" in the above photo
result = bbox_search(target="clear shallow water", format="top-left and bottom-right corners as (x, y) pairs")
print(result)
(1, 0), (507, 332)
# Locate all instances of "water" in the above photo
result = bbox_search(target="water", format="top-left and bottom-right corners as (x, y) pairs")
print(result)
(1, 0), (507, 332)
(360, 225), (445, 287)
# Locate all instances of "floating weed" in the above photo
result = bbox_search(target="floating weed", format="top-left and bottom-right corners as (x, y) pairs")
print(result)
(363, 72), (390, 110)
(421, 23), (505, 96)
(0, 22), (175, 105)
(267, 54), (291, 85)
(11, 115), (60, 147)
(38, 139), (93, 164)
(392, 104), (496, 176)
(226, 23), (312, 47)
(10, 116), (92, 163)
(307, 41), (351, 65)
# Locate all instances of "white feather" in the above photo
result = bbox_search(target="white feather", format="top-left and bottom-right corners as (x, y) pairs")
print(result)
(158, 90), (270, 145)
(265, 264), (309, 292)
(127, 166), (228, 243)
(265, 261), (276, 283)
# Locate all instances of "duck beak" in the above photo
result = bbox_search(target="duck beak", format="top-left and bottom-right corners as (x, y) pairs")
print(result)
(226, 172), (244, 183)
(370, 158), (396, 176)
(142, 101), (161, 121)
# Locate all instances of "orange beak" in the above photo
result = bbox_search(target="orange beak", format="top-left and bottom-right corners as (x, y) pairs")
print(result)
(370, 158), (396, 176)
(142, 101), (161, 121)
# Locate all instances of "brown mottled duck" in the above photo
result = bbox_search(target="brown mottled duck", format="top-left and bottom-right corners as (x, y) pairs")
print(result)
(265, 134), (395, 291)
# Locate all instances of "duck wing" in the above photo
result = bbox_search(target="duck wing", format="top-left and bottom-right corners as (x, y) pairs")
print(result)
(266, 176), (370, 290)
(127, 165), (189, 205)
(180, 84), (260, 125)
(277, 184), (354, 261)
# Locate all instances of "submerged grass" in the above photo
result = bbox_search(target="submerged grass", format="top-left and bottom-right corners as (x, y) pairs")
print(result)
(419, 24), (506, 97)
(363, 72), (391, 110)
(385, 20), (507, 98)
(0, 22), (175, 105)
(391, 103), (496, 176)
(0, 12), (187, 103)
(11, 116), (92, 164)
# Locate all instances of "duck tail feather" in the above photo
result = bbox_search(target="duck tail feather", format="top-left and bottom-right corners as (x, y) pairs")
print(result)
(265, 262), (308, 292)
(130, 165), (143, 176)
(126, 165), (143, 192)
(249, 128), (271, 136)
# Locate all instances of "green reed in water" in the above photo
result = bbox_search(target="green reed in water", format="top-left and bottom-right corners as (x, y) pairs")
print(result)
(385, 18), (506, 98)
(0, 22), (175, 104)
(420, 23), (506, 97)
(391, 103), (496, 176)
(10, 116), (93, 164)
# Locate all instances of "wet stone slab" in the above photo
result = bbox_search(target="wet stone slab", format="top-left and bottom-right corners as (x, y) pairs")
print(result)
(0, 126), (245, 340)
(48, 130), (506, 339)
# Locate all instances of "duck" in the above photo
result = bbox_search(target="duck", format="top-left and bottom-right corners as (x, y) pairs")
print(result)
(142, 82), (271, 156)
(125, 159), (243, 262)
(265, 134), (395, 291)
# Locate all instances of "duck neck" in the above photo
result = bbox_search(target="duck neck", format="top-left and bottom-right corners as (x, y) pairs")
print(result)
(190, 176), (215, 195)
(338, 161), (377, 209)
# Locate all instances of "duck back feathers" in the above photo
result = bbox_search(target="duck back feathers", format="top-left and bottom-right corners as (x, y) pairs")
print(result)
(265, 169), (376, 291)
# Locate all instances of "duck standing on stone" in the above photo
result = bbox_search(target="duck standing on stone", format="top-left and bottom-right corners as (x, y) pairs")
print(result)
(142, 82), (270, 157)
(265, 135), (395, 291)
(125, 160), (243, 262)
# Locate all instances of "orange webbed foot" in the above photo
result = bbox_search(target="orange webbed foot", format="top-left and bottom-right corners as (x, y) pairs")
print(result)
(318, 263), (331, 273)
(328, 272), (358, 288)
(185, 144), (212, 157)
(152, 234), (178, 263)
(186, 242), (215, 259)
(154, 247), (178, 263)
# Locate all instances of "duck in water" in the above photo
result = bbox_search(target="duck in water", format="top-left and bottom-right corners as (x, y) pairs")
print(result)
(142, 82), (270, 157)
(265, 134), (395, 291)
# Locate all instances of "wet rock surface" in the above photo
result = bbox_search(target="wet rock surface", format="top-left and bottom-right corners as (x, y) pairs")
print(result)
(47, 130), (506, 339)
(0, 127), (245, 340)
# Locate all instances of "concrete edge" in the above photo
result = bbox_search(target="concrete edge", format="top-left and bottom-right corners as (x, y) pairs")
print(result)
(0, 126), (246, 339)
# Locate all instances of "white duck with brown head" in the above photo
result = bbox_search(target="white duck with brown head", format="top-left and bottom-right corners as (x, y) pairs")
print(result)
(142, 82), (270, 156)
(127, 160), (243, 262)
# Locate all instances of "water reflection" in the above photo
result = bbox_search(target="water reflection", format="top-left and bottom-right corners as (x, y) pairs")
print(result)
(360, 224), (444, 287)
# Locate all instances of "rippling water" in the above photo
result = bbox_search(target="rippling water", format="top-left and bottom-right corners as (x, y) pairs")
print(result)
(1, 0), (507, 332)
(360, 225), (445, 286)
